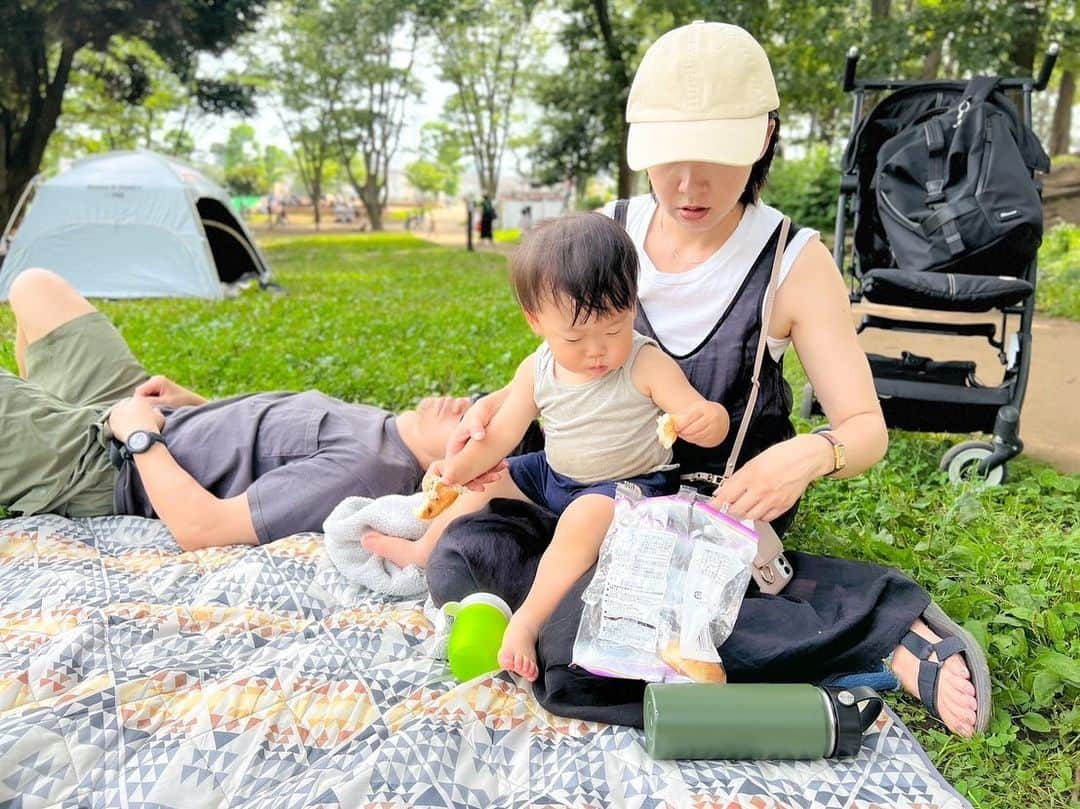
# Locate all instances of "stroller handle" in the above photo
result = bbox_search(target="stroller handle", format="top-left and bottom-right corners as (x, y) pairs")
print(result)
(1035, 42), (1059, 91)
(843, 47), (860, 93)
(842, 42), (1060, 93)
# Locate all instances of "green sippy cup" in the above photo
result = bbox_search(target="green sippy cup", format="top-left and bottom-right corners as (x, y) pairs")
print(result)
(442, 592), (512, 682)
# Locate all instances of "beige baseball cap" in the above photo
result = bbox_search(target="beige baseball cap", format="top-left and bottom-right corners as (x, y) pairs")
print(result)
(626, 21), (779, 171)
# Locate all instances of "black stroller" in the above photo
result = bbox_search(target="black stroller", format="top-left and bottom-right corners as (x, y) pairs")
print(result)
(802, 44), (1061, 485)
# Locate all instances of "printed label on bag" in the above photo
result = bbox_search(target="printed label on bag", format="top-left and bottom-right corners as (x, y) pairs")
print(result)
(596, 528), (676, 651)
(680, 540), (746, 660)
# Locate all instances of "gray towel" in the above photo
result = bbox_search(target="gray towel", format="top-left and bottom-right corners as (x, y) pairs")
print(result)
(322, 493), (428, 597)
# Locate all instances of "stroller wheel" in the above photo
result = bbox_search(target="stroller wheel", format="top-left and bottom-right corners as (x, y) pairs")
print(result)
(939, 441), (1008, 486)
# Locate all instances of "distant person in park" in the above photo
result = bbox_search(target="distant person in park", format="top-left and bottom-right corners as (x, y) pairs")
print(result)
(426, 21), (988, 738)
(0, 269), (477, 551)
(479, 194), (497, 243)
(363, 213), (730, 680)
(520, 205), (533, 232)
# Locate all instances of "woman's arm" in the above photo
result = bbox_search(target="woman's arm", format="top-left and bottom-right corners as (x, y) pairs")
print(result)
(782, 239), (888, 475)
(712, 239), (887, 522)
(444, 383), (513, 459)
(438, 357), (540, 486)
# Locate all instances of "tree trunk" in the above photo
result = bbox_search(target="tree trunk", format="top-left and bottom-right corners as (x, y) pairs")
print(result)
(1007, 1), (1043, 74)
(312, 178), (322, 230)
(921, 39), (943, 80)
(0, 42), (77, 228)
(361, 175), (383, 231)
(590, 0), (635, 198)
(1049, 69), (1075, 156)
(617, 122), (633, 199)
(871, 0), (891, 18)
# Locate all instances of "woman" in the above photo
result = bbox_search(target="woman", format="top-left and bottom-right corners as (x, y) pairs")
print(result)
(428, 21), (988, 738)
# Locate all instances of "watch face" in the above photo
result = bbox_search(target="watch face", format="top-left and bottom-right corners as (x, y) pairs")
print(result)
(128, 432), (151, 453)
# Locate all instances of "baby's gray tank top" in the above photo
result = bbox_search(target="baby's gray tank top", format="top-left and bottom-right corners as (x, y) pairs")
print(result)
(534, 332), (673, 484)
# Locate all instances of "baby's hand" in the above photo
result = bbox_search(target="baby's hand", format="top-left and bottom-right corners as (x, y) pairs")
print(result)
(673, 400), (730, 448)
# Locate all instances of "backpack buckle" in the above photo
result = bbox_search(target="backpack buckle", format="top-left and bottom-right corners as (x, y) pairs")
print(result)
(925, 179), (946, 205)
(953, 98), (971, 129)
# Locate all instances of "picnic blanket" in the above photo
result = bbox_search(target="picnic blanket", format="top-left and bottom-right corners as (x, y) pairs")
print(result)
(0, 514), (971, 809)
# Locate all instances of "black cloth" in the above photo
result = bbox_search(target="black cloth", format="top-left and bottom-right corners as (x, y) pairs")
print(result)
(427, 498), (930, 728)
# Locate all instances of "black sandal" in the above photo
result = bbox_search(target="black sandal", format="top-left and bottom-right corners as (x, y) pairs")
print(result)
(900, 602), (991, 734)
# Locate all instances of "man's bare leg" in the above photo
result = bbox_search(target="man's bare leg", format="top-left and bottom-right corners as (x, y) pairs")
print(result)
(9, 269), (96, 376)
(363, 474), (528, 568)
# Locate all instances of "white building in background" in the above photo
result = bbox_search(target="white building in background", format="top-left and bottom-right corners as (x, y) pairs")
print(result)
(497, 189), (567, 230)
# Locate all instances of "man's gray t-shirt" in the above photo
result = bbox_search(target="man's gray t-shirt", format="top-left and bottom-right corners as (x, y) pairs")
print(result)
(114, 391), (424, 543)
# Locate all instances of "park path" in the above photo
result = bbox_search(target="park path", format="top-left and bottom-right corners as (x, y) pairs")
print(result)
(853, 304), (1079, 473)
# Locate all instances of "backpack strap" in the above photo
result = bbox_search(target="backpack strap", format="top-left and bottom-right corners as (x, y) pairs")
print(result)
(613, 198), (629, 228)
(964, 75), (1000, 105)
(924, 118), (948, 205)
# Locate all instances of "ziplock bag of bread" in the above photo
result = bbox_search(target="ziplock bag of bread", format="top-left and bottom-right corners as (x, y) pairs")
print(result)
(572, 485), (757, 683)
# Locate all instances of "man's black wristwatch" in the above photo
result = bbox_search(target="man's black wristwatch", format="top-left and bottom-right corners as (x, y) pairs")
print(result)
(109, 431), (167, 469)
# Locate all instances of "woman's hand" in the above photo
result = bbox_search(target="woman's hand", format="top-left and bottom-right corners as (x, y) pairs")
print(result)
(427, 457), (507, 492)
(444, 389), (507, 459)
(711, 434), (833, 522)
(134, 375), (206, 408)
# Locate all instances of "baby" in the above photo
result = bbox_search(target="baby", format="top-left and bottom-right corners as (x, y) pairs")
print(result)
(365, 212), (729, 680)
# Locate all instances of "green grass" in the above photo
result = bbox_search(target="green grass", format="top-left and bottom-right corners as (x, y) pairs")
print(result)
(1037, 224), (1080, 321)
(1, 232), (1077, 808)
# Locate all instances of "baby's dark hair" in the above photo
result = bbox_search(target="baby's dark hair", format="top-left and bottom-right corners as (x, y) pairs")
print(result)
(510, 212), (638, 325)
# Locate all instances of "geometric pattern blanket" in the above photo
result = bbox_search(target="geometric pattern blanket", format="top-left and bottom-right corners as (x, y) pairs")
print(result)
(0, 514), (971, 809)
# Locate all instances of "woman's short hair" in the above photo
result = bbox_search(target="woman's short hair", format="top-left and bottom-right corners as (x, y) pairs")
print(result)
(741, 110), (781, 205)
(511, 212), (638, 325)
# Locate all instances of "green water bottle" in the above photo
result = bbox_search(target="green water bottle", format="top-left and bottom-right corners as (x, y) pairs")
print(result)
(644, 683), (884, 760)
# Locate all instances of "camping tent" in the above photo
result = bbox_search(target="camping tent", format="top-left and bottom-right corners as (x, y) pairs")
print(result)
(0, 150), (272, 300)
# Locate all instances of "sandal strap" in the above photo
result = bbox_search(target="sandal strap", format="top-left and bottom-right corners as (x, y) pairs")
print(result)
(933, 635), (966, 661)
(901, 630), (970, 720)
(900, 630), (932, 659)
(917, 660), (940, 717)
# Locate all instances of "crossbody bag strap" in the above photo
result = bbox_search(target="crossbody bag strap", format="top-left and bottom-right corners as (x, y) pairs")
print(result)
(721, 216), (791, 483)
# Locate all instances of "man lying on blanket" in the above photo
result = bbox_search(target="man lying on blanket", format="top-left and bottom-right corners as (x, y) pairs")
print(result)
(0, 269), (482, 550)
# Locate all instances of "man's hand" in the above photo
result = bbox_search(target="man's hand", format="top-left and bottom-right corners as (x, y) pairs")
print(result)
(134, 375), (206, 408)
(108, 397), (166, 443)
(673, 400), (730, 448)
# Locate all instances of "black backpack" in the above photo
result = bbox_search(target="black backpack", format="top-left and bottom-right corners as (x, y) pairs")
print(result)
(874, 75), (1050, 276)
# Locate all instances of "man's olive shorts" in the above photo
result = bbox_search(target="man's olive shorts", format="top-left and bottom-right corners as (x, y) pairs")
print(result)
(1, 312), (148, 516)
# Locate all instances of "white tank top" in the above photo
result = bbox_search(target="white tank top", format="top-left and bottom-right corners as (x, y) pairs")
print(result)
(603, 197), (818, 359)
(534, 332), (673, 484)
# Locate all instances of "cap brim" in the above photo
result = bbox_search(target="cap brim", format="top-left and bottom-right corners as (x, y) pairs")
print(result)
(626, 114), (768, 171)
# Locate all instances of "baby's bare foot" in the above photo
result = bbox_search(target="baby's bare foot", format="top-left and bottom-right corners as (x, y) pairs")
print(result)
(891, 619), (979, 737)
(361, 530), (429, 568)
(497, 615), (540, 681)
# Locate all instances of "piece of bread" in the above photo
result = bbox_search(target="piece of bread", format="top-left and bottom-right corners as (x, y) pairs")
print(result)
(656, 413), (678, 449)
(414, 474), (461, 520)
(660, 642), (727, 684)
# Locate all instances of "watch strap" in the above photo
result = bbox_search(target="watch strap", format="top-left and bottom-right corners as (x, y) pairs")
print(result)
(815, 430), (845, 475)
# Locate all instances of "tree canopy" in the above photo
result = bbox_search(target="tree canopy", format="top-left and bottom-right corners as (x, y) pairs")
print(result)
(0, 0), (268, 227)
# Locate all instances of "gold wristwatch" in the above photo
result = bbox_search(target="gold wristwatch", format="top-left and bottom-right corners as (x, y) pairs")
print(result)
(816, 431), (846, 477)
